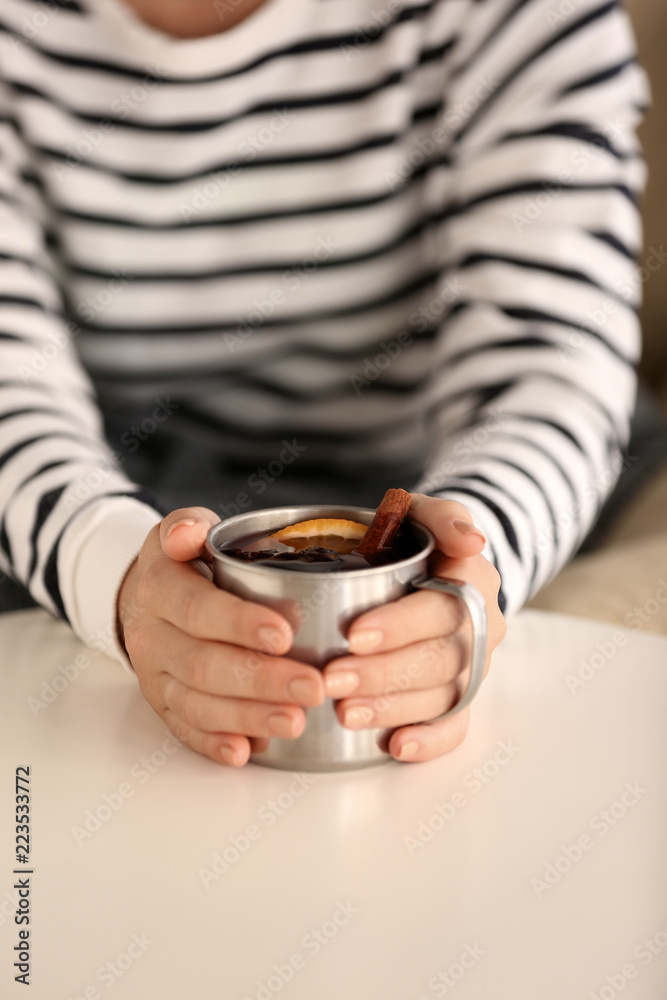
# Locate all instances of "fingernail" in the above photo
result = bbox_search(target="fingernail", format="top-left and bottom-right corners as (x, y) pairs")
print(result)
(343, 705), (375, 729)
(348, 629), (383, 653)
(453, 520), (486, 543)
(324, 670), (360, 698)
(267, 712), (296, 739)
(257, 626), (287, 653)
(219, 744), (239, 766)
(396, 740), (420, 761)
(166, 518), (197, 538)
(288, 676), (321, 705)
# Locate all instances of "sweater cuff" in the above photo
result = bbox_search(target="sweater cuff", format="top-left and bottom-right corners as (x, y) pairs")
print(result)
(58, 497), (163, 672)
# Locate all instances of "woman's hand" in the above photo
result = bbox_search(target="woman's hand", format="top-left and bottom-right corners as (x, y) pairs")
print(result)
(117, 507), (325, 767)
(322, 494), (507, 762)
(118, 497), (505, 767)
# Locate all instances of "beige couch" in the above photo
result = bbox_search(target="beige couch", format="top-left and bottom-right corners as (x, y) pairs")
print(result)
(528, 1), (667, 634)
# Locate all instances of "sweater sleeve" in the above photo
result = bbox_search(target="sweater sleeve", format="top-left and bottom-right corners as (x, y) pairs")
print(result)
(0, 112), (163, 663)
(415, 0), (649, 616)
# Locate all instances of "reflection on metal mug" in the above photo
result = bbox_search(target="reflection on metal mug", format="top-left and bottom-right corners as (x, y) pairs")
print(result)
(206, 506), (487, 772)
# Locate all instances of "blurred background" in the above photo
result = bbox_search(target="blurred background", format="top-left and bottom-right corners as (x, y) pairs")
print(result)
(529, 0), (667, 633)
(631, 0), (667, 402)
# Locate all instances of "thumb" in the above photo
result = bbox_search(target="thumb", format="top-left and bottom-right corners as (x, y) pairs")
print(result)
(409, 493), (486, 558)
(159, 507), (220, 562)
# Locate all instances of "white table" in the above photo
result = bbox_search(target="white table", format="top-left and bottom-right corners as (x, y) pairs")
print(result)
(1, 608), (666, 1000)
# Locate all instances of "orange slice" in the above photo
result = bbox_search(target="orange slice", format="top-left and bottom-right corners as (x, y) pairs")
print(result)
(268, 517), (368, 555)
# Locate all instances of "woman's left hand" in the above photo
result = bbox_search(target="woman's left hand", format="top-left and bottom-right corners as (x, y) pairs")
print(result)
(322, 493), (507, 762)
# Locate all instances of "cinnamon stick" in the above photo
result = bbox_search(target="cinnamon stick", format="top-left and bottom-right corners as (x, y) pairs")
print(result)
(356, 488), (413, 558)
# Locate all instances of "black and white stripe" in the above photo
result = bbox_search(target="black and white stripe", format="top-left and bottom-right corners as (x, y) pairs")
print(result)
(0, 0), (648, 656)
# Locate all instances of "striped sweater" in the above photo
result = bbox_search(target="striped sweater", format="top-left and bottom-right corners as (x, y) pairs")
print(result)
(0, 0), (648, 663)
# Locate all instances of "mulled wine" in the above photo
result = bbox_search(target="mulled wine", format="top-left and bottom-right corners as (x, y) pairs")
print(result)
(221, 523), (421, 572)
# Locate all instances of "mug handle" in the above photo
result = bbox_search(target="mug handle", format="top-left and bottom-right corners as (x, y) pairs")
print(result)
(410, 575), (488, 719)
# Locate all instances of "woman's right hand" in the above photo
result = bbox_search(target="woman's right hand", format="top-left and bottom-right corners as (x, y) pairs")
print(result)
(117, 507), (326, 766)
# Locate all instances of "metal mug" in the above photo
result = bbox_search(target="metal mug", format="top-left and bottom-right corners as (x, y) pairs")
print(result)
(205, 505), (487, 772)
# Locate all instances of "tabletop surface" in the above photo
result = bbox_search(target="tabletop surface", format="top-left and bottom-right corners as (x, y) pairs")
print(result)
(1, 607), (666, 1000)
